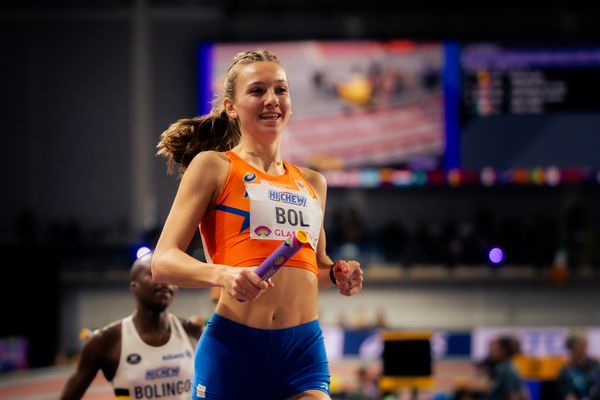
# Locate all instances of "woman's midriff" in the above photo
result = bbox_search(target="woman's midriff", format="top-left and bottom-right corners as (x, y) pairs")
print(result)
(214, 267), (319, 329)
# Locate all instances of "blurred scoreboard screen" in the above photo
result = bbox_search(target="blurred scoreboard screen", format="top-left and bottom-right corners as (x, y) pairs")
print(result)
(379, 331), (433, 390)
(461, 44), (600, 116)
(383, 338), (431, 376)
(199, 40), (445, 171)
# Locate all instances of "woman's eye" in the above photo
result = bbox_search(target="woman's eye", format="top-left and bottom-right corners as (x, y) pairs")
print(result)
(276, 87), (288, 94)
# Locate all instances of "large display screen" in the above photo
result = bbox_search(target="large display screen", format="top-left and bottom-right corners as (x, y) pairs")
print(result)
(462, 44), (600, 116)
(198, 41), (600, 187)
(199, 40), (445, 171)
(460, 44), (600, 170)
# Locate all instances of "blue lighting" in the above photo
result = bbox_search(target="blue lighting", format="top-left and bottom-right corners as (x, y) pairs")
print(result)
(136, 246), (152, 259)
(488, 247), (504, 264)
(443, 41), (460, 170)
(197, 42), (214, 115)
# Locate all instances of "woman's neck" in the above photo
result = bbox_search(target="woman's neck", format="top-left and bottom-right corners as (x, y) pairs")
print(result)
(233, 140), (284, 175)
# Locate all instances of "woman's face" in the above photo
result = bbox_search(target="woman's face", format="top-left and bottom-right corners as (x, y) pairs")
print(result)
(225, 61), (292, 139)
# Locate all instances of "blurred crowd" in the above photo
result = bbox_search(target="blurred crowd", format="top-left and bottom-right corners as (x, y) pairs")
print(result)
(7, 186), (600, 275)
(332, 334), (600, 400)
(328, 200), (600, 272)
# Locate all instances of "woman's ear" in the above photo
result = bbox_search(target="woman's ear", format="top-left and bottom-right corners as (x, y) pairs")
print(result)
(223, 98), (237, 119)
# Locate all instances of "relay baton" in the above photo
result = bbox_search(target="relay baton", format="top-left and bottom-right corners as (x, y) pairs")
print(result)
(254, 230), (309, 281)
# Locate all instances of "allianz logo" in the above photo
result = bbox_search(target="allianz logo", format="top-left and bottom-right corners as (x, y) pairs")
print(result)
(161, 350), (192, 361)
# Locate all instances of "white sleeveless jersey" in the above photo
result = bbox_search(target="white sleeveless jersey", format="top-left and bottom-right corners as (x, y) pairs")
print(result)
(112, 314), (195, 400)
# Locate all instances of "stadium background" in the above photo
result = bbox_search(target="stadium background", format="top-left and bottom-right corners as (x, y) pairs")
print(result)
(1, 1), (600, 399)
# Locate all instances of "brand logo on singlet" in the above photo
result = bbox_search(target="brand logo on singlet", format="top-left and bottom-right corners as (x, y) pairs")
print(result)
(243, 172), (256, 182)
(145, 366), (180, 380)
(162, 352), (186, 361)
(268, 190), (307, 207)
(127, 353), (142, 364)
(196, 384), (206, 398)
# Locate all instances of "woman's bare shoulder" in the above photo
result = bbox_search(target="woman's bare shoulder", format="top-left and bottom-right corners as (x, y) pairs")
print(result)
(181, 151), (232, 184)
(188, 150), (230, 170)
(298, 166), (327, 193)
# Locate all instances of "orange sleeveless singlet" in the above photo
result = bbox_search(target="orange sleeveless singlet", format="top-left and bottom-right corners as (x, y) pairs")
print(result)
(200, 151), (322, 276)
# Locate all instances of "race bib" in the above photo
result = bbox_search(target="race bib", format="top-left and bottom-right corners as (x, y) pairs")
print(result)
(246, 182), (322, 250)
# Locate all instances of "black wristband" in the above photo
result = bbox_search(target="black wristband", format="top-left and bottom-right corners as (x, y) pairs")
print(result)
(329, 262), (337, 286)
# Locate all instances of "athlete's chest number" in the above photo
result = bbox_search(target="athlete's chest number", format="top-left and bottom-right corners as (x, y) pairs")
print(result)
(275, 207), (310, 227)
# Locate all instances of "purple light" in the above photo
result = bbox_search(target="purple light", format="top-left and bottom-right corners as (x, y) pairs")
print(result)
(489, 247), (504, 264)
(136, 246), (152, 259)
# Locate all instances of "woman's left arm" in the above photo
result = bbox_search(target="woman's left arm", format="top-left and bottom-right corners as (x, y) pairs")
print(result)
(301, 168), (364, 295)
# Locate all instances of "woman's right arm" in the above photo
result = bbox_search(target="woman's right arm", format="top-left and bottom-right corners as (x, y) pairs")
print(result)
(152, 152), (269, 300)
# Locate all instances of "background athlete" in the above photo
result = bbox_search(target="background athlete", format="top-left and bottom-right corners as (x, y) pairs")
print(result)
(60, 253), (202, 400)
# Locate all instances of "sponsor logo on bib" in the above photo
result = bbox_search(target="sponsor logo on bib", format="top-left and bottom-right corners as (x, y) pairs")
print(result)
(145, 366), (180, 380)
(254, 226), (272, 237)
(268, 190), (307, 207)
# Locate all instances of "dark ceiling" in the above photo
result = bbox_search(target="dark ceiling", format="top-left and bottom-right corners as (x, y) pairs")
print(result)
(1, 0), (599, 42)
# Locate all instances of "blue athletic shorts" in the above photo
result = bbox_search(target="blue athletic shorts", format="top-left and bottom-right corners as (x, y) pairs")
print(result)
(191, 313), (330, 399)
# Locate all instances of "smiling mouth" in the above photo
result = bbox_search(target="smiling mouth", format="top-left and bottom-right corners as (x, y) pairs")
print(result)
(259, 113), (280, 120)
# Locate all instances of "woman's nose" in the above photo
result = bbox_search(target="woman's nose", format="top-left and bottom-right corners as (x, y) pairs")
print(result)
(264, 89), (279, 107)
